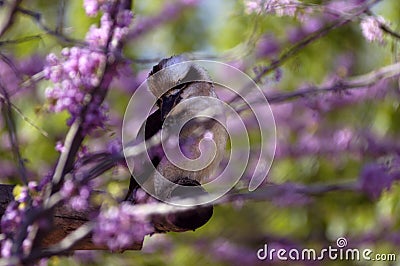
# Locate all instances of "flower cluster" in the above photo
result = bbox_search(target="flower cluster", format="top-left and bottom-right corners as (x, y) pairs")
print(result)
(1, 182), (41, 235)
(60, 179), (92, 211)
(1, 202), (22, 238)
(84, 0), (102, 16)
(2, 183), (41, 226)
(85, 10), (132, 51)
(360, 16), (386, 43)
(0, 182), (41, 258)
(44, 47), (107, 134)
(93, 203), (154, 251)
(44, 1), (133, 135)
(83, 0), (114, 17)
(244, 0), (300, 17)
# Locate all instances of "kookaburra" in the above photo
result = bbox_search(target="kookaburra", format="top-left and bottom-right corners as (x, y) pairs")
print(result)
(125, 55), (227, 230)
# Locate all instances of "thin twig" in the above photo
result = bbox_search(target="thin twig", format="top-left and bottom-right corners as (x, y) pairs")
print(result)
(0, 83), (28, 186)
(0, 0), (21, 37)
(0, 53), (22, 80)
(263, 0), (381, 78)
(264, 62), (400, 104)
(47, 0), (126, 196)
(226, 181), (359, 202)
(6, 101), (48, 138)
(56, 0), (66, 35)
(0, 35), (42, 46)
(19, 71), (45, 89)
(49, 119), (81, 192)
(380, 24), (400, 40)
(127, 1), (197, 40)
(16, 6), (86, 46)
(21, 222), (94, 262)
(229, 0), (381, 106)
(365, 10), (400, 40)
(229, 60), (400, 114)
(86, 56), (400, 180)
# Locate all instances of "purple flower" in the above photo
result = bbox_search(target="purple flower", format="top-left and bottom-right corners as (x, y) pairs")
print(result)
(83, 0), (102, 17)
(69, 194), (89, 212)
(84, 0), (98, 16)
(61, 179), (92, 211)
(82, 101), (109, 135)
(86, 16), (111, 48)
(18, 54), (45, 76)
(1, 201), (22, 236)
(359, 163), (393, 200)
(360, 16), (386, 43)
(17, 188), (30, 204)
(333, 128), (353, 150)
(287, 27), (305, 44)
(38, 173), (52, 191)
(0, 58), (21, 95)
(133, 188), (155, 204)
(116, 10), (134, 28)
(256, 34), (280, 58)
(93, 203), (154, 251)
(1, 239), (12, 258)
(244, 0), (300, 17)
(44, 1), (133, 137)
(61, 179), (75, 198)
(107, 139), (122, 155)
(55, 141), (65, 153)
(44, 47), (108, 135)
(302, 17), (323, 34)
(28, 181), (38, 191)
(325, 0), (359, 18)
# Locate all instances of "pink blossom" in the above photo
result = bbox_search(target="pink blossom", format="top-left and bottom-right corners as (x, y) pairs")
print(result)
(360, 16), (386, 43)
(244, 0), (300, 17)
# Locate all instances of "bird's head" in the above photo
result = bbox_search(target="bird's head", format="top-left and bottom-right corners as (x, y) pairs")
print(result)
(147, 55), (213, 119)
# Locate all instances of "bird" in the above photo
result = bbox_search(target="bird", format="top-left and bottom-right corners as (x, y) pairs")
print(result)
(124, 55), (228, 230)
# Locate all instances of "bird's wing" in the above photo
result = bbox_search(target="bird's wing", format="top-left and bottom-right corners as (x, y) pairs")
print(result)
(125, 108), (164, 201)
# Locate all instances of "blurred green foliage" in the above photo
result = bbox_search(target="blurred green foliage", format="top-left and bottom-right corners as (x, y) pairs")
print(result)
(2, 0), (400, 265)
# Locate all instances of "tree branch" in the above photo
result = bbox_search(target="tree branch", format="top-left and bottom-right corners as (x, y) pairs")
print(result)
(0, 179), (360, 254)
(265, 61), (400, 105)
(0, 82), (28, 186)
(0, 0), (22, 37)
(16, 6), (85, 46)
(251, 0), (382, 84)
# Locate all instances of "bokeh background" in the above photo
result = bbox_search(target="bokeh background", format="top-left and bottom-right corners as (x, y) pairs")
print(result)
(2, 0), (400, 265)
